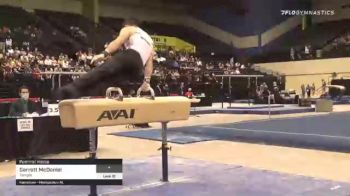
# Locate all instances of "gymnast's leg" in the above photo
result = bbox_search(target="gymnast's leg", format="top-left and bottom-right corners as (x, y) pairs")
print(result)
(55, 51), (140, 99)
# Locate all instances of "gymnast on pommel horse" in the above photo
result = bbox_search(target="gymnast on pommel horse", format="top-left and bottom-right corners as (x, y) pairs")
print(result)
(55, 18), (154, 99)
(56, 19), (200, 196)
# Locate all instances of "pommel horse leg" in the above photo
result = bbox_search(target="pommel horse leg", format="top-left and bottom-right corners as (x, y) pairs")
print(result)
(161, 122), (169, 182)
(89, 128), (97, 159)
(88, 128), (97, 196)
(87, 87), (123, 196)
(138, 88), (169, 181)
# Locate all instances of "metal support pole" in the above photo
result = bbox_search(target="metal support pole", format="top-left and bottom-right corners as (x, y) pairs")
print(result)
(229, 77), (232, 107)
(161, 122), (169, 182)
(268, 92), (271, 120)
(248, 77), (251, 106)
(51, 75), (55, 91)
(58, 74), (62, 88)
(89, 128), (97, 196)
(221, 76), (224, 108)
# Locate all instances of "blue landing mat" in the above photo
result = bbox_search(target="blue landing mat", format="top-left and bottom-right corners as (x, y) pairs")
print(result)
(334, 99), (350, 104)
(310, 96), (350, 105)
(111, 112), (350, 152)
(109, 129), (218, 144)
(227, 104), (284, 109)
(191, 106), (315, 115)
(232, 99), (254, 103)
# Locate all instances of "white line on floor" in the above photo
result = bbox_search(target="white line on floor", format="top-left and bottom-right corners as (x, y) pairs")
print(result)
(330, 185), (341, 190)
(100, 176), (193, 195)
(201, 126), (350, 140)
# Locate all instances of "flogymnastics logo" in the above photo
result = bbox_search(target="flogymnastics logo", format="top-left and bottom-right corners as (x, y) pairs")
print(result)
(281, 10), (335, 16)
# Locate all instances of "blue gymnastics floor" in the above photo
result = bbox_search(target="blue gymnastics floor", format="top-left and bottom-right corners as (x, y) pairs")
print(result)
(191, 104), (315, 115)
(2, 156), (350, 196)
(112, 112), (350, 152)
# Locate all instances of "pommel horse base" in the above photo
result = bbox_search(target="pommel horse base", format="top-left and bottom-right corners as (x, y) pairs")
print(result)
(58, 87), (199, 196)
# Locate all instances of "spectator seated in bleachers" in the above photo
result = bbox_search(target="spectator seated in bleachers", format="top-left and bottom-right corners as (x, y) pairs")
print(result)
(185, 88), (194, 98)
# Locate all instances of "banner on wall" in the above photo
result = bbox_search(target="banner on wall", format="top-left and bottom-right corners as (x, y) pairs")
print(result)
(151, 35), (196, 53)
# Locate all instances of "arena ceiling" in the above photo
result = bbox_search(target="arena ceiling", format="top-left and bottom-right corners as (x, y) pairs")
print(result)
(159, 0), (247, 14)
(101, 0), (247, 15)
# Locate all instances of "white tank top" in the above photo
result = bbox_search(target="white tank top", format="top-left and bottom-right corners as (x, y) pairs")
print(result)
(124, 27), (154, 66)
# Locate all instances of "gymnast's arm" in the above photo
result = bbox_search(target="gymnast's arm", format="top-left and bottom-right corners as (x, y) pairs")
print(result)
(139, 52), (154, 91)
(104, 27), (132, 54)
(144, 52), (154, 83)
(91, 27), (132, 64)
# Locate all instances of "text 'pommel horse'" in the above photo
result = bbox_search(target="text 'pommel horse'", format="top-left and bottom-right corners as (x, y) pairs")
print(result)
(58, 87), (199, 196)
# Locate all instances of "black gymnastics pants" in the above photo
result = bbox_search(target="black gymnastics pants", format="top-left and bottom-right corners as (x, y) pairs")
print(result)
(56, 49), (144, 99)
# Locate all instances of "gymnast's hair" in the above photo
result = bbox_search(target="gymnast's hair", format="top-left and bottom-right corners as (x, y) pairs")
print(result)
(123, 17), (140, 27)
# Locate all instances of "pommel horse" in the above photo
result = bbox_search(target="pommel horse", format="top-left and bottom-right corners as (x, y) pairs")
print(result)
(58, 87), (199, 196)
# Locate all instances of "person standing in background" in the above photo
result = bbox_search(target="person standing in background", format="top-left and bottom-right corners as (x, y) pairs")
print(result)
(290, 47), (295, 60)
(301, 84), (306, 98)
(312, 83), (316, 96)
(321, 79), (327, 95)
(179, 82), (185, 96)
(306, 84), (311, 98)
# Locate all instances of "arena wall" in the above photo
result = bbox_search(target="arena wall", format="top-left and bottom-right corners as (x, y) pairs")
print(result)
(0, 0), (83, 14)
(261, 16), (301, 47)
(99, 3), (182, 24)
(184, 18), (259, 49)
(256, 57), (350, 75)
(195, 0), (308, 36)
(285, 73), (350, 94)
(256, 57), (350, 93)
(193, 0), (309, 50)
(312, 0), (350, 23)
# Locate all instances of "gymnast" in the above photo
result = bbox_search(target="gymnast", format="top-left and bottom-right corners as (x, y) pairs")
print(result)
(327, 85), (346, 100)
(56, 18), (154, 99)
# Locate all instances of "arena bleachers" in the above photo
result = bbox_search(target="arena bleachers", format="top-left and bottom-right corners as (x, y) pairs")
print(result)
(35, 10), (116, 51)
(322, 30), (350, 58)
(0, 5), (278, 104)
(253, 19), (350, 63)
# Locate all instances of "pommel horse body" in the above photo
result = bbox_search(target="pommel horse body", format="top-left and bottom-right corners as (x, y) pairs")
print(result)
(58, 87), (199, 196)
